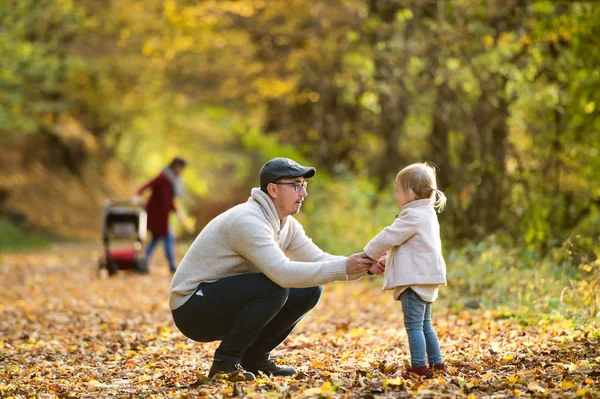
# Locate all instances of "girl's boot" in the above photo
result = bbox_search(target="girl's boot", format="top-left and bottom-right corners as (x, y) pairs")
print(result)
(431, 363), (448, 374)
(401, 365), (429, 379)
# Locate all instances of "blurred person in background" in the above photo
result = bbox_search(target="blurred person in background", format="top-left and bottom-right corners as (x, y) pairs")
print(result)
(134, 157), (187, 273)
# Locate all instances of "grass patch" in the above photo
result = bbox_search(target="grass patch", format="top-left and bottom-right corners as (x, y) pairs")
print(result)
(0, 219), (52, 252)
(445, 238), (600, 326)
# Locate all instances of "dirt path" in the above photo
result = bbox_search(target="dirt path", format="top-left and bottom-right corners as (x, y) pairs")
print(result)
(0, 246), (598, 398)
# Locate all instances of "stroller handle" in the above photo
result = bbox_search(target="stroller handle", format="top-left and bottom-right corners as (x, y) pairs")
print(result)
(104, 199), (144, 209)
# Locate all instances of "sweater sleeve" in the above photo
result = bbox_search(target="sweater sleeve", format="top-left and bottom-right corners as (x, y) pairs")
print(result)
(229, 216), (348, 288)
(364, 209), (418, 260)
(136, 176), (159, 196)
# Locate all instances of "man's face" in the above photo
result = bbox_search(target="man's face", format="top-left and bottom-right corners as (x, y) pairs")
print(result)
(269, 177), (308, 219)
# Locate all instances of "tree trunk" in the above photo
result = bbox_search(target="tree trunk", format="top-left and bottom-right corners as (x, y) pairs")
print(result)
(368, 0), (410, 192)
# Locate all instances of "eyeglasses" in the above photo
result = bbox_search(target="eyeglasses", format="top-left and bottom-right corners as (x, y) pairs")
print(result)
(275, 181), (308, 192)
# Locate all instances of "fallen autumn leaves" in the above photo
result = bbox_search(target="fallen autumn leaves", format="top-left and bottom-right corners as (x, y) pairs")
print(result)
(0, 246), (598, 398)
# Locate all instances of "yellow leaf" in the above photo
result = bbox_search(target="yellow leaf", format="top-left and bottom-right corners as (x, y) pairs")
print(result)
(173, 36), (194, 52)
(584, 102), (595, 114)
(142, 42), (153, 56)
(196, 372), (208, 385)
(559, 380), (576, 389)
(483, 35), (495, 50)
(527, 382), (546, 393)
(340, 351), (352, 362)
(459, 311), (472, 320)
(349, 327), (366, 337)
(386, 377), (404, 387)
(308, 92), (320, 103)
(502, 354), (514, 363)
(164, 0), (176, 17)
(576, 388), (589, 397)
(446, 58), (461, 71)
(87, 379), (101, 386)
(559, 26), (572, 40)
(585, 378), (593, 385)
(383, 363), (395, 373)
(302, 387), (323, 396)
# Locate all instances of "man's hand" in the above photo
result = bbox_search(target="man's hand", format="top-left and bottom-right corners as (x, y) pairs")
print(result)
(346, 252), (374, 275)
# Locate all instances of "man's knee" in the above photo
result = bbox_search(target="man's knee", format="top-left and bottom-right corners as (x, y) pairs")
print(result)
(254, 274), (289, 308)
(305, 285), (323, 309)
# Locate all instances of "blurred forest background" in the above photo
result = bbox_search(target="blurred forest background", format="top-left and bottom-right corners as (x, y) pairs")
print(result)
(1, 0), (599, 319)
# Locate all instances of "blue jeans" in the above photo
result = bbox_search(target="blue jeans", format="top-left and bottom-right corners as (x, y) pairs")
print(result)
(145, 232), (176, 271)
(400, 288), (443, 367)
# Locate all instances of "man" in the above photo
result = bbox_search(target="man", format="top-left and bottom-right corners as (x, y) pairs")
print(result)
(135, 157), (187, 273)
(169, 157), (375, 380)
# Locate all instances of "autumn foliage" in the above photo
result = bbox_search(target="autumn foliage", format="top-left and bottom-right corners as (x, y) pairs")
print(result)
(1, 247), (598, 398)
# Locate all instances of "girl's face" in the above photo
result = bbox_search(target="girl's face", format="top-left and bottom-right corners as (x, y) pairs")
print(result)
(395, 184), (412, 208)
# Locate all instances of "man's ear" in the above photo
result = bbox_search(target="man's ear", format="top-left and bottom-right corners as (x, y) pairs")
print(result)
(266, 183), (278, 198)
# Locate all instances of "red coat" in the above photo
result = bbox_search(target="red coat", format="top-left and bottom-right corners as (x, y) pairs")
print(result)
(137, 173), (176, 236)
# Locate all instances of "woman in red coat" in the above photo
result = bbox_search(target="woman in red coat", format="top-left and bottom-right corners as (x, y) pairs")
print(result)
(135, 157), (187, 272)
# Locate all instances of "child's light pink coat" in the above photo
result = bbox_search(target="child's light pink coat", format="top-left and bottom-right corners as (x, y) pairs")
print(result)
(364, 198), (446, 292)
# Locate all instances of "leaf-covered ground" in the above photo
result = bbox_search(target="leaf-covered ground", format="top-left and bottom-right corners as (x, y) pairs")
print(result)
(1, 245), (599, 398)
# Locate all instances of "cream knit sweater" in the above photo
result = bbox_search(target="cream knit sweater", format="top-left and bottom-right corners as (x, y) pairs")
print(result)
(169, 188), (356, 310)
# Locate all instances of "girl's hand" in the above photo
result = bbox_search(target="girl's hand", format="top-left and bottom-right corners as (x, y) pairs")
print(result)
(377, 255), (386, 267)
(368, 261), (385, 275)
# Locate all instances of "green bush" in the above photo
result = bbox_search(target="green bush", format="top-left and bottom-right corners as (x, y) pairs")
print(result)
(445, 237), (599, 322)
(0, 219), (51, 252)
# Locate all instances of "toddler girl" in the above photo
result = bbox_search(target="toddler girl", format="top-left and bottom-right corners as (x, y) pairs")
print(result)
(364, 162), (448, 378)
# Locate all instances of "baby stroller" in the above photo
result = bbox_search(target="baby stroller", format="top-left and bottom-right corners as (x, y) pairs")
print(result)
(99, 200), (148, 276)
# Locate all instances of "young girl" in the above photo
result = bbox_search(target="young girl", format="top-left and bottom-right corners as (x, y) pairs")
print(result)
(364, 162), (448, 378)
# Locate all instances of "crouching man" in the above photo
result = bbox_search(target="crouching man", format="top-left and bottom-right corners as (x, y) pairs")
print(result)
(169, 158), (374, 380)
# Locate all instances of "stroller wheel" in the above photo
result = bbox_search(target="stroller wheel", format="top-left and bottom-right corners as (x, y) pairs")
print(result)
(97, 259), (108, 278)
(107, 259), (119, 276)
(135, 258), (149, 274)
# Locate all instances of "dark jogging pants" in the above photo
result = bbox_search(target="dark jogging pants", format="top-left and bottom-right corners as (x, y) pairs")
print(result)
(172, 273), (323, 364)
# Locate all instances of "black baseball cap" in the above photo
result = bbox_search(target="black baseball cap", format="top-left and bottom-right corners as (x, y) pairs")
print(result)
(260, 157), (316, 189)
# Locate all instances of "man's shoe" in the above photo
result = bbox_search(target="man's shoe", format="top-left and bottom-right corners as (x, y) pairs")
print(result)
(401, 365), (429, 379)
(208, 359), (255, 381)
(242, 358), (297, 377)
